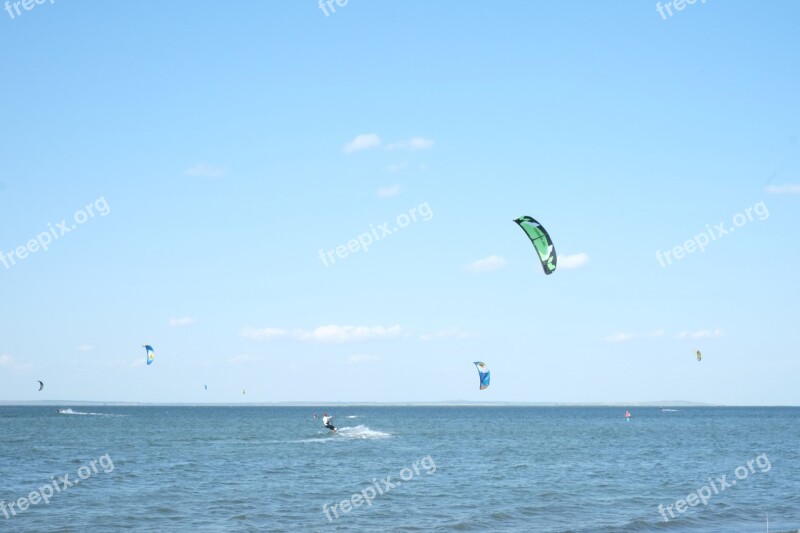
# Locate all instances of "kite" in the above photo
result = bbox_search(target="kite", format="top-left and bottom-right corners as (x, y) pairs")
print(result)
(37, 380), (44, 391)
(473, 361), (490, 390)
(142, 345), (155, 365)
(696, 350), (702, 362)
(513, 216), (557, 275)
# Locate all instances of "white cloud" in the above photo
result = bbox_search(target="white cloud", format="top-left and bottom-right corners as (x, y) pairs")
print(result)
(77, 344), (96, 352)
(558, 253), (589, 269)
(766, 184), (800, 195)
(0, 354), (32, 370)
(185, 162), (225, 177)
(376, 185), (401, 198)
(387, 137), (435, 151)
(408, 137), (435, 150)
(602, 328), (720, 342)
(229, 354), (258, 364)
(305, 325), (402, 342)
(387, 161), (408, 173)
(675, 329), (723, 339)
(344, 133), (381, 153)
(241, 327), (290, 340)
(691, 329), (723, 339)
(169, 317), (195, 327)
(94, 358), (129, 369)
(604, 333), (635, 342)
(242, 325), (402, 343)
(420, 328), (475, 341)
(345, 354), (382, 365)
(465, 255), (506, 273)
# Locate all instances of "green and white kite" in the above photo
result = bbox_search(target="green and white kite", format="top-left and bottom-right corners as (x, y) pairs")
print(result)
(513, 216), (557, 275)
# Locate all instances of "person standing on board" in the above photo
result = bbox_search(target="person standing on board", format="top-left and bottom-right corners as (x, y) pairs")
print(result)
(322, 413), (336, 432)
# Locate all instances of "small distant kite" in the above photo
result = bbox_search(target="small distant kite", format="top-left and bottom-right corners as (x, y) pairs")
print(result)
(37, 381), (44, 391)
(204, 384), (208, 390)
(696, 350), (702, 362)
(242, 389), (246, 395)
(473, 361), (490, 390)
(142, 345), (155, 365)
(513, 216), (557, 275)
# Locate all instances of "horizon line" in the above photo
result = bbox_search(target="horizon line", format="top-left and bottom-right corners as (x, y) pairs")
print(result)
(3, 400), (798, 407)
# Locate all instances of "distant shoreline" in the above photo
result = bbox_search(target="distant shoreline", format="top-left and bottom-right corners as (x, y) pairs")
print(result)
(4, 400), (796, 407)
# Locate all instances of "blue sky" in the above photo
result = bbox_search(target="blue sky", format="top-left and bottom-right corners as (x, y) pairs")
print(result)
(1, 1), (797, 404)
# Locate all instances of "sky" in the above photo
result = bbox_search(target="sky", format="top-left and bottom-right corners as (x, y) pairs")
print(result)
(1, 1), (798, 405)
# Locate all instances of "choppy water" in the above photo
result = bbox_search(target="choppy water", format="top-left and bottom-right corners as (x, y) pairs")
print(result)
(1, 406), (798, 532)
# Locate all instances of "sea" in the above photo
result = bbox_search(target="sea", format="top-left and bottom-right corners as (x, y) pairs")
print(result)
(1, 406), (798, 532)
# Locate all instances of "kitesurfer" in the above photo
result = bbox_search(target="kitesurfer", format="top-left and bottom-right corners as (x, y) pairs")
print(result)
(322, 413), (336, 432)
